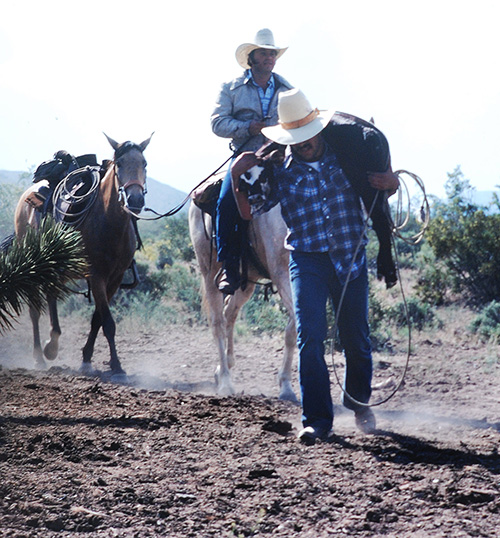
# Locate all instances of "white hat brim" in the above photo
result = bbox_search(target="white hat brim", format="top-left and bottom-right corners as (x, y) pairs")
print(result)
(262, 110), (336, 146)
(235, 44), (288, 69)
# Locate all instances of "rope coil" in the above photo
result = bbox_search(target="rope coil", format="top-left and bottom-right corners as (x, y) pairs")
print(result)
(330, 170), (429, 407)
(51, 168), (101, 227)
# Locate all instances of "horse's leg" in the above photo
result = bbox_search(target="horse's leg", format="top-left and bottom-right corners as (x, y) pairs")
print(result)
(100, 303), (124, 374)
(29, 305), (46, 369)
(84, 278), (125, 375)
(269, 270), (298, 403)
(81, 309), (102, 375)
(43, 296), (61, 361)
(202, 274), (235, 396)
(223, 282), (256, 370)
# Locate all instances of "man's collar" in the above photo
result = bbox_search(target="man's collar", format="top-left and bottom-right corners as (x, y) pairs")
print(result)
(246, 69), (275, 88)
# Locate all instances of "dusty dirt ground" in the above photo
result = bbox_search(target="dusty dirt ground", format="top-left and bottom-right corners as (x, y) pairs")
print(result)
(0, 309), (499, 537)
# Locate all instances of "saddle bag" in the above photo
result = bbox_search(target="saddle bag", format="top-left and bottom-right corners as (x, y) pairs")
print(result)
(190, 174), (223, 217)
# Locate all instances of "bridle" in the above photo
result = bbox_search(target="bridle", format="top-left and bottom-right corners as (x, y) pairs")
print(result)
(113, 142), (148, 212)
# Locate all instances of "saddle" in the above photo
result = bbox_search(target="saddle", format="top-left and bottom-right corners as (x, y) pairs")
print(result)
(25, 151), (107, 221)
(191, 172), (271, 291)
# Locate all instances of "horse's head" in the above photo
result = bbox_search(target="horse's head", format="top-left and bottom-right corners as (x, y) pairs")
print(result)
(104, 132), (154, 214)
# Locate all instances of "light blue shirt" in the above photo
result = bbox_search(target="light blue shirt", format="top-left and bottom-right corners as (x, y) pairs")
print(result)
(249, 71), (275, 117)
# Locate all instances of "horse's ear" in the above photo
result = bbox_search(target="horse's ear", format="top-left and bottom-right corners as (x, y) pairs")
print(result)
(139, 132), (155, 152)
(103, 132), (120, 151)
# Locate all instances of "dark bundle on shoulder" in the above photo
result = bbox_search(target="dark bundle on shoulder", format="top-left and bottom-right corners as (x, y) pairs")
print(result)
(33, 151), (100, 188)
(33, 150), (79, 188)
(323, 112), (396, 288)
(322, 112), (390, 194)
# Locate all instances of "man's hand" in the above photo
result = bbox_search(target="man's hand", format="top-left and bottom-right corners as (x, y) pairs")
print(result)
(249, 120), (267, 136)
(367, 164), (399, 196)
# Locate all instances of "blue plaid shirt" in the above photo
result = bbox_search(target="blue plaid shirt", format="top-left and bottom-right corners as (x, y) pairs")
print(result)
(258, 141), (367, 283)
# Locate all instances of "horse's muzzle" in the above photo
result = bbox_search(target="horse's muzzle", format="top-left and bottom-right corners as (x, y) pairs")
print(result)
(125, 191), (145, 214)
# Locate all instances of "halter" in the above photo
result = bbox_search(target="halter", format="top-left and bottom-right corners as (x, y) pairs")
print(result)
(113, 142), (148, 209)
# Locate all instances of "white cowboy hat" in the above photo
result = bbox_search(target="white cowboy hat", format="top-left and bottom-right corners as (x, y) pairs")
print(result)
(261, 88), (335, 145)
(235, 28), (288, 69)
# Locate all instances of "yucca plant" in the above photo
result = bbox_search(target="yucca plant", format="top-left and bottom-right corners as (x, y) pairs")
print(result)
(0, 217), (88, 332)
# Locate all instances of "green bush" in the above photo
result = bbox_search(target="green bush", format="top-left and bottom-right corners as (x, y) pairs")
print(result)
(367, 286), (393, 351)
(58, 261), (202, 326)
(414, 244), (453, 306)
(426, 167), (500, 304)
(387, 296), (437, 331)
(242, 284), (289, 335)
(140, 215), (194, 268)
(470, 301), (500, 342)
(114, 262), (202, 322)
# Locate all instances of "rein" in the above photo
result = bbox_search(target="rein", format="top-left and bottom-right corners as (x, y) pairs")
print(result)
(329, 170), (430, 408)
(133, 136), (256, 221)
(134, 155), (234, 221)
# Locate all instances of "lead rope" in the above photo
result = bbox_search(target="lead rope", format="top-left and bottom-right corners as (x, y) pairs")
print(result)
(330, 170), (429, 407)
(131, 136), (256, 221)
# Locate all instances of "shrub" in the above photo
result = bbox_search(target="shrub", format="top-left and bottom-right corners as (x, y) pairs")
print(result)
(470, 301), (500, 342)
(368, 286), (393, 351)
(426, 167), (500, 304)
(242, 283), (289, 335)
(387, 296), (437, 331)
(413, 244), (453, 306)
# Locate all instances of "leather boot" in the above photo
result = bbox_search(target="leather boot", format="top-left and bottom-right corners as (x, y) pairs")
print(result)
(217, 261), (241, 295)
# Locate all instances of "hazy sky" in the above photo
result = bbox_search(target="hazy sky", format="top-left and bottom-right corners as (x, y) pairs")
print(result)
(1, 0), (499, 203)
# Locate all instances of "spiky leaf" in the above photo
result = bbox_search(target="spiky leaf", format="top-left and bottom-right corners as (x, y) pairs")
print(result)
(0, 217), (88, 332)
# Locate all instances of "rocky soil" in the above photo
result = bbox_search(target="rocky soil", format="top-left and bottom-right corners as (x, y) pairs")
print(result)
(0, 312), (499, 537)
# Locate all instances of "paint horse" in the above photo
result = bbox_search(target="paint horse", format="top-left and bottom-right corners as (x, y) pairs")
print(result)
(14, 133), (152, 375)
(189, 170), (297, 401)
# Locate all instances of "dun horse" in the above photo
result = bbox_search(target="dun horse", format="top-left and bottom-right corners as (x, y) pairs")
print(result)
(189, 188), (298, 401)
(14, 134), (152, 375)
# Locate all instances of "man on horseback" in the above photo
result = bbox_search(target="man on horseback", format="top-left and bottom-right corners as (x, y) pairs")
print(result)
(210, 28), (293, 294)
(231, 89), (399, 443)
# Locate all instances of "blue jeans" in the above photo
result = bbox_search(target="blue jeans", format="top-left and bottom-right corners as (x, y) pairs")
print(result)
(289, 251), (373, 431)
(215, 165), (248, 264)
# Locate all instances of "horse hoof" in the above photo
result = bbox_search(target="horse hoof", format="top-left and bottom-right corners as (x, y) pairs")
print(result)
(279, 389), (299, 404)
(43, 342), (59, 361)
(35, 358), (47, 371)
(217, 380), (235, 397)
(110, 364), (127, 376)
(80, 363), (97, 376)
(110, 373), (129, 385)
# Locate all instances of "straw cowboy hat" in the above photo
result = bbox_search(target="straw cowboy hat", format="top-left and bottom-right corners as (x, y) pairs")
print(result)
(261, 88), (335, 145)
(235, 28), (288, 69)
